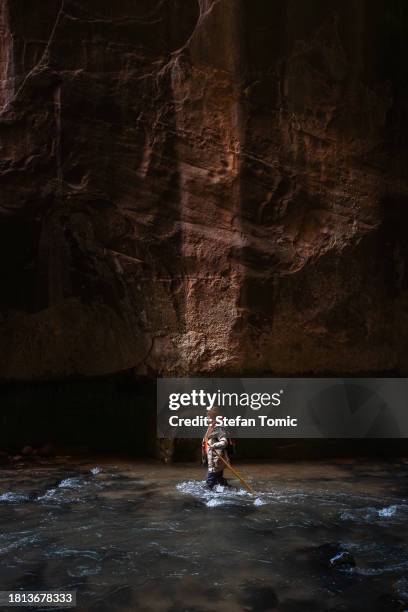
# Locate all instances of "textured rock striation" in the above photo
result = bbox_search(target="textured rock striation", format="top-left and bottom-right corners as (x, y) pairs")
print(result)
(0, 0), (407, 380)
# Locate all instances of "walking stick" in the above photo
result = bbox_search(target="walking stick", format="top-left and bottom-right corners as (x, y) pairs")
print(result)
(212, 448), (256, 495)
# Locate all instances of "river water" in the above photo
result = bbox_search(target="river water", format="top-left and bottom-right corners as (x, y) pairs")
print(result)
(0, 457), (407, 611)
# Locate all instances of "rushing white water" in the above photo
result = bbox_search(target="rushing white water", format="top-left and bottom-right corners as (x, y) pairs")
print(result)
(177, 480), (277, 508)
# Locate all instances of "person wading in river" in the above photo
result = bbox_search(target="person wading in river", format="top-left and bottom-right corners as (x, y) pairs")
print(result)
(202, 408), (229, 490)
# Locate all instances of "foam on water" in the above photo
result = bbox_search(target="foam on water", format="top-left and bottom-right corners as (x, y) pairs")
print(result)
(37, 488), (60, 501)
(206, 498), (225, 507)
(353, 560), (408, 576)
(37, 487), (84, 504)
(0, 492), (30, 504)
(0, 533), (39, 554)
(378, 505), (397, 517)
(58, 477), (84, 489)
(176, 480), (263, 508)
(341, 503), (407, 524)
(177, 480), (408, 514)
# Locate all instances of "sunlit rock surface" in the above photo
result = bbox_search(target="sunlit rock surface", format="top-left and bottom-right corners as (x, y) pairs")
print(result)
(0, 0), (407, 379)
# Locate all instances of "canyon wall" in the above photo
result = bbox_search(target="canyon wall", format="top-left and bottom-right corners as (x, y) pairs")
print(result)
(0, 0), (407, 380)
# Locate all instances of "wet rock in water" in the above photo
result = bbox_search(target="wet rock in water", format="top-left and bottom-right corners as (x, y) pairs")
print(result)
(22, 445), (33, 456)
(313, 543), (356, 569)
(38, 444), (55, 458)
(329, 551), (356, 569)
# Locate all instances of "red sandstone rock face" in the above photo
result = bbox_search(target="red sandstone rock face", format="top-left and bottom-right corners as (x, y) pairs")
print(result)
(0, 0), (407, 379)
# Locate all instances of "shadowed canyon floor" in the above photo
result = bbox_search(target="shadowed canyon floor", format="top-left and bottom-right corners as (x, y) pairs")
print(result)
(0, 458), (407, 611)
